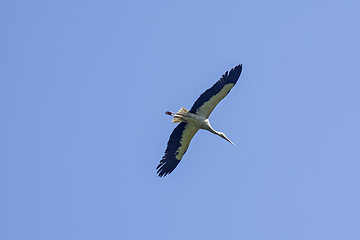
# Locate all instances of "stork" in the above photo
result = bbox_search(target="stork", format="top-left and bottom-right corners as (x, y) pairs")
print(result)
(157, 64), (243, 177)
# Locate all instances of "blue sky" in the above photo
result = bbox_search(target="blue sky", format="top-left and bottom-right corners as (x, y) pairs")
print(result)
(1, 0), (360, 239)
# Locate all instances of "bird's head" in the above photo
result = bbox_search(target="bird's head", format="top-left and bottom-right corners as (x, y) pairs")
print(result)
(219, 132), (235, 145)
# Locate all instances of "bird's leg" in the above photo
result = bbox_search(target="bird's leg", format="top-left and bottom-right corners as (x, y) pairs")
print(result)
(166, 108), (191, 123)
(166, 110), (186, 123)
(165, 111), (174, 116)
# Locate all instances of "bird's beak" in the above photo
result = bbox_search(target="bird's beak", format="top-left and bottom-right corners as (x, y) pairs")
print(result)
(222, 135), (235, 145)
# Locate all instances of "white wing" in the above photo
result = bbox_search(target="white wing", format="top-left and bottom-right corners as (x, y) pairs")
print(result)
(189, 64), (242, 118)
(157, 123), (199, 177)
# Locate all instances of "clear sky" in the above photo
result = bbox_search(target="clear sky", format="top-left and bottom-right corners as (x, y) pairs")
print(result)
(1, 0), (360, 239)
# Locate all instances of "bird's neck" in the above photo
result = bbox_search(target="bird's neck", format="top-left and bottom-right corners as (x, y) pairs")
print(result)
(203, 120), (220, 135)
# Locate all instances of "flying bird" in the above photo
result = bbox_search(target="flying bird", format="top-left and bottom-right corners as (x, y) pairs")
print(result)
(157, 64), (243, 177)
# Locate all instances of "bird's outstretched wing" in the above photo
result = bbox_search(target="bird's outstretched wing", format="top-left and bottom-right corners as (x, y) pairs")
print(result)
(157, 122), (199, 177)
(189, 64), (242, 118)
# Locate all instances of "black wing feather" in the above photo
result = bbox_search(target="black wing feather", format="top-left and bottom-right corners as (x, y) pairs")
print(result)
(157, 122), (187, 177)
(189, 64), (242, 114)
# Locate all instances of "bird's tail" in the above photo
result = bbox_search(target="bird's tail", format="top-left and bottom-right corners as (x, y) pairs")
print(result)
(172, 107), (189, 123)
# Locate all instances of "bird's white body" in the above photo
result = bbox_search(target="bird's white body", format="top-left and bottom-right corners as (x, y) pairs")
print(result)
(171, 108), (234, 145)
(177, 111), (206, 128)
